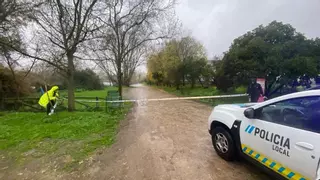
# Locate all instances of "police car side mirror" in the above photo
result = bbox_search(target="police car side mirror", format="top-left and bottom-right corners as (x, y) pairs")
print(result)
(244, 108), (255, 119)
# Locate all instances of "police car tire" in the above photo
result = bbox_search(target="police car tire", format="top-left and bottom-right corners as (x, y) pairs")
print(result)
(212, 127), (236, 161)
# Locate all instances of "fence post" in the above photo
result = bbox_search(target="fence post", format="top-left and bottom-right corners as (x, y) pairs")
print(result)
(96, 97), (99, 109)
(105, 96), (108, 112)
(0, 98), (3, 111)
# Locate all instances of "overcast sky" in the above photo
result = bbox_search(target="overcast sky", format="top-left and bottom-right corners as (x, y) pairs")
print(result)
(175, 0), (320, 58)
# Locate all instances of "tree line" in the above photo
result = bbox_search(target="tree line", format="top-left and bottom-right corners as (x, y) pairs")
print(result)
(146, 36), (213, 89)
(0, 63), (103, 98)
(147, 21), (320, 94)
(0, 0), (177, 111)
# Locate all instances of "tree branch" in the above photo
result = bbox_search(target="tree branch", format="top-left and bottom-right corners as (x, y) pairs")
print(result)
(23, 58), (37, 79)
(0, 40), (66, 72)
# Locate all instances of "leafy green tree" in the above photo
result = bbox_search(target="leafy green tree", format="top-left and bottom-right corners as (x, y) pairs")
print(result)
(185, 57), (207, 88)
(177, 36), (207, 86)
(147, 52), (167, 85)
(217, 21), (319, 92)
(73, 69), (103, 90)
(146, 36), (207, 89)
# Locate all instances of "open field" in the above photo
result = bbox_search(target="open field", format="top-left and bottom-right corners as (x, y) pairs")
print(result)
(60, 87), (120, 111)
(73, 87), (118, 98)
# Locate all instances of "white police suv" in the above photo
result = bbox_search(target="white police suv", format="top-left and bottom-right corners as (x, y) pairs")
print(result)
(208, 90), (320, 180)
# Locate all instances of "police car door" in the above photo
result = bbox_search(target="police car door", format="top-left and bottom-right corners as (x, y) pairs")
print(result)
(251, 96), (320, 180)
(239, 104), (272, 169)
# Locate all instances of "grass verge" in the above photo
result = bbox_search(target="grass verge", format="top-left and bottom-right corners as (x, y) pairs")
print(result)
(0, 106), (131, 169)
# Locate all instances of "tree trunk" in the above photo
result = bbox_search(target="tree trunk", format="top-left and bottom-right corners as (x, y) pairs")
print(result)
(123, 74), (131, 86)
(191, 79), (195, 88)
(0, 80), (3, 110)
(117, 60), (123, 98)
(182, 75), (185, 86)
(175, 81), (180, 90)
(16, 83), (20, 100)
(67, 53), (75, 111)
(198, 77), (204, 87)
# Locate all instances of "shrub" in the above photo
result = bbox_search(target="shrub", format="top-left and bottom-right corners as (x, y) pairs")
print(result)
(235, 86), (247, 94)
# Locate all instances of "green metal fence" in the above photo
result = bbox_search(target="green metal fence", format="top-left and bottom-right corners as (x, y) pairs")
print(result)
(0, 90), (126, 112)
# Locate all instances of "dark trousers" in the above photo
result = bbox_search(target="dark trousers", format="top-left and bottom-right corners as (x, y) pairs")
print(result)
(249, 96), (259, 103)
(46, 100), (56, 115)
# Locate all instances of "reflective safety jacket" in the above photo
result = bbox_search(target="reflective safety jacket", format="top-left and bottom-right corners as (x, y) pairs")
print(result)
(38, 86), (59, 108)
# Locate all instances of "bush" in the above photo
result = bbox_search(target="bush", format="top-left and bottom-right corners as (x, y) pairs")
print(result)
(0, 67), (33, 99)
(63, 69), (104, 90)
(215, 74), (233, 92)
(234, 86), (247, 94)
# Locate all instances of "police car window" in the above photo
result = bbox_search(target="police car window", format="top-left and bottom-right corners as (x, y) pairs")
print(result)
(256, 96), (320, 133)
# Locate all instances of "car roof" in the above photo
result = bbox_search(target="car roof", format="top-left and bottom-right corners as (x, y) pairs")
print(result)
(253, 90), (320, 109)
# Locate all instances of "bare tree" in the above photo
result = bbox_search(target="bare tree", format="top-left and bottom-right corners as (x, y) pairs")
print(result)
(0, 0), (40, 99)
(0, 0), (36, 66)
(122, 46), (145, 86)
(2, 52), (37, 98)
(0, 0), (36, 48)
(31, 61), (59, 85)
(0, 0), (101, 111)
(94, 0), (178, 96)
(24, 0), (100, 111)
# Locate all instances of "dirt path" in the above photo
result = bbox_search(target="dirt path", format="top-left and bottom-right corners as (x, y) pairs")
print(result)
(2, 86), (270, 180)
(65, 85), (269, 180)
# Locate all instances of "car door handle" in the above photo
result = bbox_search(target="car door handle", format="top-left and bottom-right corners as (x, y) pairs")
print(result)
(295, 142), (314, 151)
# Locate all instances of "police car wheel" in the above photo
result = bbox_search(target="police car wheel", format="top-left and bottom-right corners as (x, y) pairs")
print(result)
(212, 127), (235, 161)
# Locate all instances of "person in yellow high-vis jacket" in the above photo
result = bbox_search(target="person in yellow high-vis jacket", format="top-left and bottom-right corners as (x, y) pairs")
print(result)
(38, 86), (59, 115)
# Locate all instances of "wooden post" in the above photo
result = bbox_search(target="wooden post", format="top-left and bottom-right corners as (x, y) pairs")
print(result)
(105, 96), (108, 112)
(0, 80), (3, 110)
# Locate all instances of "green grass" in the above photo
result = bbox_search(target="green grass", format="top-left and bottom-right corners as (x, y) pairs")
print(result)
(1, 87), (131, 169)
(0, 108), (131, 168)
(60, 87), (119, 111)
(74, 87), (118, 98)
(156, 85), (248, 106)
(58, 86), (118, 98)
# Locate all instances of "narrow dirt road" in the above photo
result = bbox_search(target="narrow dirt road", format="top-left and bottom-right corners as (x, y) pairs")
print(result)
(66, 85), (270, 180)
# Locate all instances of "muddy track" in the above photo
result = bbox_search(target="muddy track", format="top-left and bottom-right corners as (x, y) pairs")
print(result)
(72, 86), (270, 180)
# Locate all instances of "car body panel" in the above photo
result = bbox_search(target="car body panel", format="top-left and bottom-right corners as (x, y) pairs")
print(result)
(208, 90), (320, 180)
